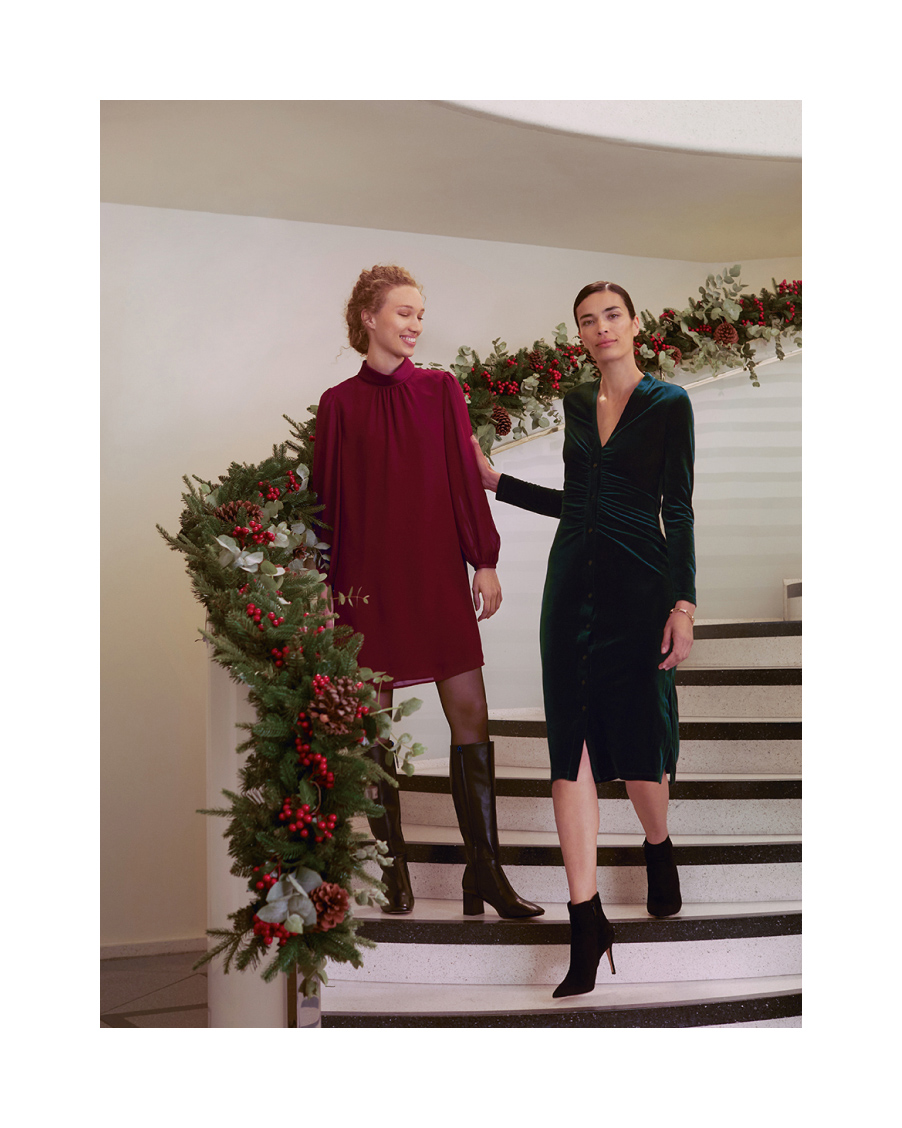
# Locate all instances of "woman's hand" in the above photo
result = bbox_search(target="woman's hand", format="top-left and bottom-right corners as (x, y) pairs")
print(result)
(470, 435), (501, 493)
(472, 568), (502, 621)
(658, 608), (694, 670)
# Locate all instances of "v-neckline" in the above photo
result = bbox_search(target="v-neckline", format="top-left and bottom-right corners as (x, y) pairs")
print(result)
(595, 373), (647, 449)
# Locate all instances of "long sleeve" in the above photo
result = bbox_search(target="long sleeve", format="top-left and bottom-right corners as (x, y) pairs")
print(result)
(441, 374), (500, 570)
(309, 387), (342, 581)
(496, 473), (563, 519)
(660, 389), (696, 604)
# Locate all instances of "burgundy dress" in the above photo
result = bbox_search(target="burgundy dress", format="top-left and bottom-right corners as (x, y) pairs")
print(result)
(310, 357), (500, 687)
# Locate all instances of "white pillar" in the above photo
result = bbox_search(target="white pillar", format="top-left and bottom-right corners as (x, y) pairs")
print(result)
(206, 659), (287, 1027)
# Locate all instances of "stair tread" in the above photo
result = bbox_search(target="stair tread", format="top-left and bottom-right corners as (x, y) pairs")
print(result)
(354, 822), (801, 847)
(490, 709), (801, 723)
(411, 762), (801, 783)
(350, 899), (801, 924)
(320, 974), (802, 1015)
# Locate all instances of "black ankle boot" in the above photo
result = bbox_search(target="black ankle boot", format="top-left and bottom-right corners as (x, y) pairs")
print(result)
(364, 743), (414, 914)
(553, 893), (616, 999)
(643, 836), (681, 917)
(449, 742), (544, 919)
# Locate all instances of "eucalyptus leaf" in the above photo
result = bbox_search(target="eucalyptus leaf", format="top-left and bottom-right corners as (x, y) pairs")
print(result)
(284, 914), (305, 934)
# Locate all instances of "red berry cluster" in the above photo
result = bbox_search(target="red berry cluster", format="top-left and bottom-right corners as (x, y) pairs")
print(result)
(295, 712), (335, 787)
(271, 644), (292, 668)
(738, 297), (767, 327)
(284, 469), (303, 493)
(278, 796), (338, 842)
(257, 480), (282, 502)
(246, 603), (285, 632)
(232, 519), (276, 546)
(251, 866), (279, 893)
(471, 365), (520, 397)
(777, 280), (801, 297)
(252, 914), (292, 947)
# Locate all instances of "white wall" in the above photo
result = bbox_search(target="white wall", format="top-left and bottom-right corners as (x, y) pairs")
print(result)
(100, 201), (801, 948)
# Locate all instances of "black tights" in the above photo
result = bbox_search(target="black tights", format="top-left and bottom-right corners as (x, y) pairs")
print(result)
(376, 667), (489, 747)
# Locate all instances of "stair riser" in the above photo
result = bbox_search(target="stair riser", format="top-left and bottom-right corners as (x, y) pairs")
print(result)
(365, 861), (801, 904)
(492, 737), (802, 774)
(676, 684), (800, 717)
(683, 636), (801, 668)
(329, 935), (801, 986)
(400, 793), (801, 836)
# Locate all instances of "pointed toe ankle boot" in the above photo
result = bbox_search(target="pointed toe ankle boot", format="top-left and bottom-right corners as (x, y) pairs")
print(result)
(365, 742), (414, 914)
(553, 893), (616, 999)
(449, 741), (544, 919)
(643, 835), (681, 917)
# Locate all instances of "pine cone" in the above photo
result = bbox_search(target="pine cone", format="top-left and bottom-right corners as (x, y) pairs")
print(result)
(310, 882), (349, 931)
(714, 322), (739, 346)
(310, 675), (361, 735)
(491, 404), (512, 436)
(528, 349), (544, 369)
(668, 347), (683, 366)
(213, 499), (265, 525)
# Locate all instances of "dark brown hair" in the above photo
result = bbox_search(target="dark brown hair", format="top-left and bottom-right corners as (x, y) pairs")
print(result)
(572, 281), (636, 326)
(345, 265), (421, 355)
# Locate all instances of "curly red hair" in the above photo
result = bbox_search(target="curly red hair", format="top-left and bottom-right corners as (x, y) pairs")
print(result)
(345, 265), (422, 355)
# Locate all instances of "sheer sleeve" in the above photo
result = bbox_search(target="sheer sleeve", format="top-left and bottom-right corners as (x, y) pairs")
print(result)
(309, 387), (342, 581)
(496, 473), (563, 519)
(661, 389), (696, 604)
(441, 373), (500, 570)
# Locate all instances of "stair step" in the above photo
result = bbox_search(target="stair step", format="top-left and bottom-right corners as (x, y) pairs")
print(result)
(683, 621), (801, 669)
(489, 713), (801, 773)
(319, 975), (802, 1028)
(358, 827), (801, 904)
(401, 767), (800, 835)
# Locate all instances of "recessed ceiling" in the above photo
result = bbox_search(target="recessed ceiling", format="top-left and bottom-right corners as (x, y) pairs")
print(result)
(100, 100), (801, 263)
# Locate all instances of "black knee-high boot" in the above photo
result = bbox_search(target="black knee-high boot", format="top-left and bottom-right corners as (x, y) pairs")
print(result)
(553, 893), (616, 999)
(643, 835), (682, 917)
(364, 742), (414, 914)
(449, 741), (544, 919)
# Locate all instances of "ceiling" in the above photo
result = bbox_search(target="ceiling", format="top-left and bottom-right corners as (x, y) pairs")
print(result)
(100, 100), (801, 263)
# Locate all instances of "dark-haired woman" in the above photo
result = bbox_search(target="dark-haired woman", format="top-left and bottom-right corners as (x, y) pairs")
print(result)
(311, 265), (542, 920)
(472, 282), (695, 996)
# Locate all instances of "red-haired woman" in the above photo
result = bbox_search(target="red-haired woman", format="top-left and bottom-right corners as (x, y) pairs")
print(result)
(472, 281), (696, 996)
(311, 265), (542, 920)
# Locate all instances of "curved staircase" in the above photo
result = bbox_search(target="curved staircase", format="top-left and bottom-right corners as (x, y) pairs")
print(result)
(321, 621), (802, 1027)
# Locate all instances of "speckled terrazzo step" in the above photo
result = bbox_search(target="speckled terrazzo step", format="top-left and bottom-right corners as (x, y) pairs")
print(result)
(401, 765), (801, 835)
(356, 826), (802, 904)
(331, 899), (801, 986)
(318, 974), (803, 1028)
(681, 621), (801, 669)
(489, 713), (802, 773)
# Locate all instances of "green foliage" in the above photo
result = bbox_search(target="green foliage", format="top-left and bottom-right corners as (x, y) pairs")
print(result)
(159, 415), (418, 993)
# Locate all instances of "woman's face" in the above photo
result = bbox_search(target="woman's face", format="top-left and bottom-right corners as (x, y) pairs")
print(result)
(575, 290), (639, 367)
(362, 285), (425, 364)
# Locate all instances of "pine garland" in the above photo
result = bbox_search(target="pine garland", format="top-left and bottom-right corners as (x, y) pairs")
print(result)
(450, 267), (802, 455)
(158, 412), (425, 996)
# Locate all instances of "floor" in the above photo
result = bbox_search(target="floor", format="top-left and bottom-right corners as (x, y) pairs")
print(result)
(101, 950), (209, 1027)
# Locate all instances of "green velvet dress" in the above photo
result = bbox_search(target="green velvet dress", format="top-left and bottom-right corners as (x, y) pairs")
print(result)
(496, 374), (696, 783)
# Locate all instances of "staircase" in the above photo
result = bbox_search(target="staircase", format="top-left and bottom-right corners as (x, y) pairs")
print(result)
(321, 621), (802, 1027)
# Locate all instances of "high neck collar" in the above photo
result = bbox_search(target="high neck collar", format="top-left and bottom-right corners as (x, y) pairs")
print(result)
(356, 356), (416, 387)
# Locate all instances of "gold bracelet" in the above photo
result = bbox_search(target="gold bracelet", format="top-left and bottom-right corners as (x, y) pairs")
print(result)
(670, 607), (695, 624)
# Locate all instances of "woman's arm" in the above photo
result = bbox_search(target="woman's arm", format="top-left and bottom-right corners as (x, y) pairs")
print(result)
(469, 435), (563, 519)
(658, 390), (697, 670)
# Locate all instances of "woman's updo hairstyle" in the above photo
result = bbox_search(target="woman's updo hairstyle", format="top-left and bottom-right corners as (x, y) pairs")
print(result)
(345, 264), (422, 355)
(572, 281), (636, 326)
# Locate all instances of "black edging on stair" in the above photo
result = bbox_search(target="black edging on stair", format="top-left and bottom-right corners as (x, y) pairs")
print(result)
(404, 841), (801, 867)
(401, 775), (800, 800)
(356, 909), (801, 946)
(693, 621), (801, 639)
(489, 719), (801, 740)
(321, 990), (802, 1028)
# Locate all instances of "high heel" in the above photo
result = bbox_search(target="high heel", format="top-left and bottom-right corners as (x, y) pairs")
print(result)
(364, 742), (414, 914)
(553, 893), (616, 998)
(643, 835), (682, 917)
(449, 742), (544, 919)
